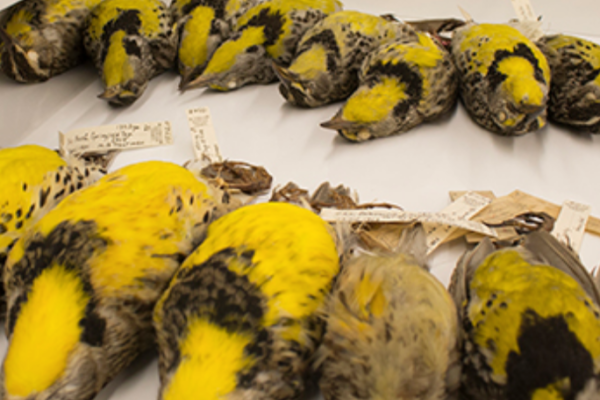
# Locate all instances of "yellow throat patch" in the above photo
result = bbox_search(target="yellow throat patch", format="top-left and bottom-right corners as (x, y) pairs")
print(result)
(163, 318), (255, 400)
(103, 30), (135, 87)
(342, 77), (407, 123)
(204, 27), (265, 75)
(178, 6), (215, 70)
(4, 264), (89, 396)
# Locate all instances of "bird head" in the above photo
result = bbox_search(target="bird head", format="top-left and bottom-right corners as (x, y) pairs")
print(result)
(321, 77), (412, 142)
(176, 7), (230, 90)
(565, 82), (600, 130)
(321, 113), (375, 142)
(180, 27), (275, 92)
(0, 27), (55, 83)
(99, 32), (152, 106)
(273, 45), (335, 107)
(489, 55), (549, 135)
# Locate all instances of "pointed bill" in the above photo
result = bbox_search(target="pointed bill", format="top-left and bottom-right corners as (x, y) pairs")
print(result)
(181, 73), (217, 91)
(271, 61), (296, 82)
(320, 115), (356, 131)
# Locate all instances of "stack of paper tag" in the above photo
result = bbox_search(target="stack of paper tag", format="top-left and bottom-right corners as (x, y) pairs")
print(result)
(319, 191), (498, 255)
(446, 190), (596, 253)
(317, 187), (595, 256)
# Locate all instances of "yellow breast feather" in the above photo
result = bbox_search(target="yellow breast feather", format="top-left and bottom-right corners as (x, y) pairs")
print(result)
(184, 202), (339, 339)
(4, 264), (89, 397)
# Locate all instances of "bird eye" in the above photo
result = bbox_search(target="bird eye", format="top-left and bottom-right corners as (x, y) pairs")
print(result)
(246, 45), (259, 53)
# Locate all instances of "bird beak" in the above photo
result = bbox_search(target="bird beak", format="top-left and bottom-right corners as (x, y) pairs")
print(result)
(98, 86), (137, 106)
(321, 115), (373, 141)
(271, 61), (297, 83)
(0, 27), (16, 57)
(320, 115), (356, 131)
(181, 73), (218, 91)
(178, 67), (203, 91)
(523, 103), (546, 125)
(98, 86), (121, 100)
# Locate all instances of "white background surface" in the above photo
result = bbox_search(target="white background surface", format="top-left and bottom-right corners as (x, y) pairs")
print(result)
(2, 0), (600, 398)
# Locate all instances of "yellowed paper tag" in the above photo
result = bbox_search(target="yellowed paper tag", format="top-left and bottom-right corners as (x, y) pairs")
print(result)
(509, 0), (543, 40)
(510, 0), (537, 21)
(320, 208), (497, 237)
(466, 226), (519, 244)
(59, 121), (172, 155)
(187, 107), (223, 165)
(551, 200), (591, 253)
(449, 191), (495, 202)
(425, 192), (492, 253)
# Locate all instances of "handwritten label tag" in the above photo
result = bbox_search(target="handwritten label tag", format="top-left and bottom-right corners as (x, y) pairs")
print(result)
(425, 192), (492, 253)
(319, 208), (497, 238)
(509, 0), (543, 40)
(551, 200), (591, 253)
(187, 107), (223, 165)
(59, 121), (172, 155)
(510, 0), (537, 21)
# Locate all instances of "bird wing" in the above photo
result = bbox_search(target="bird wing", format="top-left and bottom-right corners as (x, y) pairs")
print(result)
(522, 230), (600, 306)
(449, 238), (496, 319)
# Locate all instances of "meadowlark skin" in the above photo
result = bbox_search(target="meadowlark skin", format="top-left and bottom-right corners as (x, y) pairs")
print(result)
(321, 32), (457, 142)
(274, 11), (416, 108)
(537, 34), (600, 133)
(182, 0), (343, 92)
(0, 145), (103, 311)
(83, 0), (178, 106)
(317, 225), (460, 400)
(450, 231), (600, 400)
(451, 23), (551, 136)
(0, 161), (239, 400)
(154, 201), (340, 400)
(0, 0), (102, 82)
(171, 0), (258, 89)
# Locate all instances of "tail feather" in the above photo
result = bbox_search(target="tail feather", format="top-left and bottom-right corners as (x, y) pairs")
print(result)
(394, 224), (428, 268)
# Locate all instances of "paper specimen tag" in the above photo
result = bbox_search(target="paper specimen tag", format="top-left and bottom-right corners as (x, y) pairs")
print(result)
(187, 107), (223, 165)
(457, 6), (474, 22)
(449, 191), (495, 202)
(551, 200), (591, 253)
(320, 208), (497, 237)
(60, 121), (172, 155)
(425, 192), (492, 253)
(509, 0), (543, 40)
(510, 0), (537, 21)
